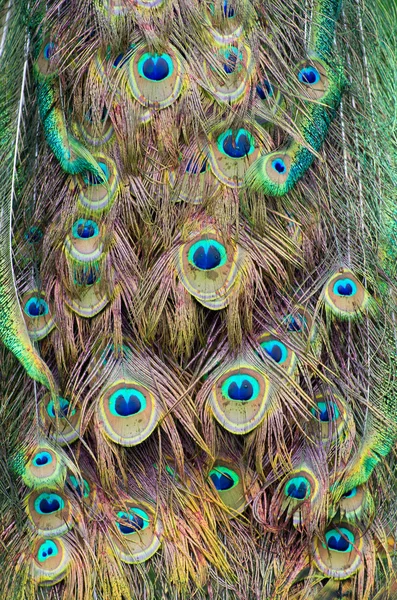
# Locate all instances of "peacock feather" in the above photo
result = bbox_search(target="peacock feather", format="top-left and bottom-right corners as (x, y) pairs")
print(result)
(0, 0), (396, 598)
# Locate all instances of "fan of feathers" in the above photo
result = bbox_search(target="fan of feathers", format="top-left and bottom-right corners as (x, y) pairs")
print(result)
(0, 0), (396, 598)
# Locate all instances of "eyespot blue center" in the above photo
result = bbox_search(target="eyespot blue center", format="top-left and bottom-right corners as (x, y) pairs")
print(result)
(332, 278), (357, 297)
(271, 158), (287, 174)
(24, 297), (49, 318)
(113, 53), (127, 68)
(260, 340), (288, 364)
(188, 239), (228, 271)
(285, 476), (310, 500)
(342, 487), (357, 499)
(73, 219), (99, 239)
(256, 80), (273, 100)
(75, 266), (100, 286)
(43, 42), (56, 60)
(311, 401), (340, 422)
(138, 53), (173, 81)
(82, 162), (109, 186)
(221, 374), (260, 402)
(47, 398), (75, 419)
(35, 493), (64, 515)
(221, 47), (242, 74)
(32, 451), (53, 467)
(109, 388), (147, 417)
(68, 475), (90, 498)
(298, 66), (320, 85)
(324, 528), (355, 553)
(37, 540), (59, 563)
(286, 314), (307, 332)
(218, 129), (255, 159)
(116, 508), (149, 534)
(209, 466), (239, 491)
(186, 157), (208, 174)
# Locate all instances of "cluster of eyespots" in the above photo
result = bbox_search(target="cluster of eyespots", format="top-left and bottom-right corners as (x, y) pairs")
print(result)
(138, 53), (173, 81)
(324, 527), (354, 553)
(311, 401), (340, 423)
(188, 239), (228, 271)
(82, 162), (109, 186)
(209, 466), (239, 491)
(221, 374), (260, 402)
(109, 388), (146, 417)
(67, 475), (90, 499)
(37, 540), (58, 563)
(24, 226), (43, 244)
(47, 398), (75, 419)
(73, 219), (99, 240)
(256, 80), (273, 100)
(24, 297), (49, 318)
(32, 452), (53, 468)
(333, 278), (357, 297)
(298, 66), (321, 85)
(34, 493), (64, 515)
(271, 158), (287, 175)
(217, 129), (255, 159)
(43, 42), (56, 61)
(285, 476), (310, 500)
(260, 339), (288, 364)
(185, 157), (208, 174)
(116, 508), (149, 534)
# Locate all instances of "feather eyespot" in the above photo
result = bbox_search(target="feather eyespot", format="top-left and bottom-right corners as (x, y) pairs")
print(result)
(82, 161), (109, 186)
(257, 332), (297, 376)
(43, 42), (56, 61)
(218, 129), (255, 159)
(21, 291), (55, 341)
(207, 364), (271, 434)
(285, 476), (311, 500)
(311, 400), (340, 422)
(32, 537), (70, 585)
(208, 459), (247, 514)
(138, 53), (173, 81)
(209, 466), (239, 491)
(313, 523), (363, 579)
(97, 380), (160, 446)
(40, 395), (81, 445)
(256, 80), (273, 100)
(296, 60), (329, 100)
(27, 489), (72, 536)
(188, 239), (227, 271)
(22, 446), (66, 489)
(111, 500), (162, 563)
(323, 270), (370, 319)
(298, 66), (321, 85)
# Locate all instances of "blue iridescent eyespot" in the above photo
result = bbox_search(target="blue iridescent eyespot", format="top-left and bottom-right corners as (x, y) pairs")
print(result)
(72, 219), (99, 240)
(138, 53), (174, 81)
(186, 158), (208, 174)
(82, 162), (109, 186)
(109, 388), (147, 417)
(24, 226), (43, 244)
(34, 493), (64, 515)
(324, 528), (355, 553)
(221, 374), (260, 402)
(311, 401), (340, 422)
(43, 42), (55, 60)
(298, 66), (321, 85)
(217, 129), (255, 159)
(68, 475), (90, 498)
(32, 452), (53, 468)
(24, 297), (49, 318)
(187, 239), (228, 271)
(47, 398), (76, 419)
(286, 314), (307, 332)
(116, 508), (149, 534)
(271, 158), (287, 174)
(332, 278), (357, 297)
(260, 340), (288, 364)
(209, 466), (239, 491)
(342, 488), (357, 499)
(256, 80), (273, 100)
(285, 476), (311, 500)
(37, 540), (59, 563)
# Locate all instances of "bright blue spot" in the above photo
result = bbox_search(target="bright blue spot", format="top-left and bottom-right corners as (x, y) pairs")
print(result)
(298, 66), (320, 85)
(33, 452), (52, 467)
(210, 472), (234, 491)
(333, 278), (357, 297)
(286, 477), (309, 499)
(186, 157), (208, 174)
(109, 388), (146, 417)
(227, 379), (254, 400)
(47, 398), (74, 419)
(116, 508), (149, 534)
(193, 244), (222, 269)
(311, 401), (340, 422)
(342, 487), (357, 499)
(24, 297), (49, 318)
(73, 219), (99, 239)
(35, 493), (64, 515)
(113, 53), (127, 68)
(43, 42), (55, 60)
(83, 162), (109, 186)
(143, 56), (170, 80)
(261, 340), (288, 364)
(222, 131), (252, 158)
(272, 158), (287, 174)
(37, 540), (58, 563)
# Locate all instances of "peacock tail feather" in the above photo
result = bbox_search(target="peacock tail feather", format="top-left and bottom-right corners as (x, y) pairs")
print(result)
(0, 0), (396, 598)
